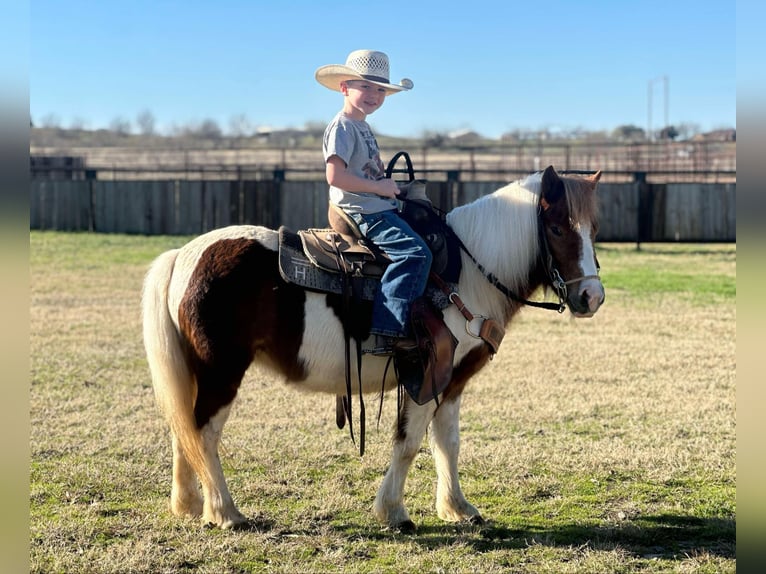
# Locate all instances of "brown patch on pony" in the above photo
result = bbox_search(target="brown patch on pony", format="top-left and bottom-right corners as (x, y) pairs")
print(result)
(178, 238), (308, 428)
(538, 167), (600, 289)
(541, 166), (600, 231)
(562, 172), (600, 230)
(440, 345), (492, 404)
(389, 344), (487, 440)
(324, 293), (374, 341)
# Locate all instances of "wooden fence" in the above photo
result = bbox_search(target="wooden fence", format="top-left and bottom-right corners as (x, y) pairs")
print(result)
(29, 179), (736, 242)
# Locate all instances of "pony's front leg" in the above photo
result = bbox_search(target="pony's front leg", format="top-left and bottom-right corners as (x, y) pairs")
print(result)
(430, 395), (483, 524)
(374, 398), (436, 531)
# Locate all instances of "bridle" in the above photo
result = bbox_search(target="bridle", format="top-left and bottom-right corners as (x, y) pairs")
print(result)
(536, 202), (602, 311)
(449, 199), (600, 314)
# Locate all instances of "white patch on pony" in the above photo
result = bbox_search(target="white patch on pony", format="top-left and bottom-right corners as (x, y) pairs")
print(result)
(293, 293), (348, 386)
(574, 223), (605, 316)
(444, 175), (543, 361)
(291, 293), (398, 395)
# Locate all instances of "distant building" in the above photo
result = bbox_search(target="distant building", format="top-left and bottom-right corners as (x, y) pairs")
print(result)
(448, 129), (482, 145)
(692, 129), (736, 142)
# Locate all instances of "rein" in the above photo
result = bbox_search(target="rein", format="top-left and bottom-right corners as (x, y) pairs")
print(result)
(402, 194), (567, 313)
(454, 219), (566, 313)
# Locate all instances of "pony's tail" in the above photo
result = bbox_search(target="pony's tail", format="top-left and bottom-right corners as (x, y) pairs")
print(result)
(142, 250), (209, 484)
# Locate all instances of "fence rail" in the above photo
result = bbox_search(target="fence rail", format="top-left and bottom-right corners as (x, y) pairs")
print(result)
(30, 140), (736, 184)
(30, 178), (736, 243)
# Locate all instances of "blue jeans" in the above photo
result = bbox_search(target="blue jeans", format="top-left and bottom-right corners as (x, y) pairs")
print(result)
(350, 210), (432, 338)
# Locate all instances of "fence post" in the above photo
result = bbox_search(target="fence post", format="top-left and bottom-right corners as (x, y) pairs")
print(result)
(273, 169), (285, 228)
(86, 169), (97, 231)
(634, 171), (648, 250)
(446, 170), (460, 211)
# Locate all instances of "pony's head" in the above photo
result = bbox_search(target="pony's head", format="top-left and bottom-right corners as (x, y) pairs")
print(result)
(538, 165), (604, 317)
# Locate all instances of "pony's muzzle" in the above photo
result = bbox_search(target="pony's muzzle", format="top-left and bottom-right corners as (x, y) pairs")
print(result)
(573, 280), (605, 317)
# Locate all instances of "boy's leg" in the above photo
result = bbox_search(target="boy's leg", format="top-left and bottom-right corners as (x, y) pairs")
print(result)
(350, 210), (432, 338)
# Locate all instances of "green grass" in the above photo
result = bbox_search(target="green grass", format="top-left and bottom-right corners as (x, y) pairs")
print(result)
(29, 232), (736, 573)
(598, 243), (736, 304)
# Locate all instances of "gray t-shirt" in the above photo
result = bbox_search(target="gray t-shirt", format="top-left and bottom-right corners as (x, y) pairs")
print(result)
(323, 112), (397, 214)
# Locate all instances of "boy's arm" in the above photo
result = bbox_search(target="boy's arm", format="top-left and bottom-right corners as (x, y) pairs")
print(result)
(326, 156), (399, 199)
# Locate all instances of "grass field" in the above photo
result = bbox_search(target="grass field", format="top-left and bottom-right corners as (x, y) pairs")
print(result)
(29, 231), (736, 573)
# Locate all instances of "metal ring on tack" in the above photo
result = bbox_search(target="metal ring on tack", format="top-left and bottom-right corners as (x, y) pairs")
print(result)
(465, 315), (487, 338)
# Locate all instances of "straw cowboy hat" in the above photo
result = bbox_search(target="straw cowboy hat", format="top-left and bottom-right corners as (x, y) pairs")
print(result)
(315, 50), (413, 94)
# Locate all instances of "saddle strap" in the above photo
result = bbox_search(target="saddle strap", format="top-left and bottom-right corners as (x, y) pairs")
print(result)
(336, 239), (366, 457)
(429, 272), (505, 355)
(339, 261), (355, 447)
(479, 318), (505, 355)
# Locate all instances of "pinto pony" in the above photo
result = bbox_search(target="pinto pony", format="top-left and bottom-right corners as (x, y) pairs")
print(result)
(142, 165), (604, 531)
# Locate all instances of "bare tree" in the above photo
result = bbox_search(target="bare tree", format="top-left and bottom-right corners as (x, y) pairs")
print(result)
(612, 124), (645, 142)
(69, 116), (88, 131)
(659, 125), (679, 141)
(422, 130), (446, 148)
(137, 109), (156, 136)
(228, 113), (251, 138)
(40, 113), (61, 129)
(110, 116), (132, 136)
(197, 118), (222, 140)
(674, 122), (701, 141)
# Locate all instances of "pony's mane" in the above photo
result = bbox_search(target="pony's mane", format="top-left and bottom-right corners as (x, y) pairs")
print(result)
(447, 173), (542, 296)
(561, 174), (599, 227)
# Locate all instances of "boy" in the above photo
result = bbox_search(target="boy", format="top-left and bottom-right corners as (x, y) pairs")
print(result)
(315, 50), (431, 352)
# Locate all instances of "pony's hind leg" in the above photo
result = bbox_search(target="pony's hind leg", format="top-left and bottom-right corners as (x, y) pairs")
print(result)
(374, 398), (437, 531)
(143, 247), (247, 529)
(197, 404), (248, 529)
(170, 433), (203, 518)
(430, 395), (483, 524)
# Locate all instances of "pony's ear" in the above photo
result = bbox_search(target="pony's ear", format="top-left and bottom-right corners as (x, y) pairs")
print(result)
(541, 165), (565, 205)
(588, 170), (602, 183)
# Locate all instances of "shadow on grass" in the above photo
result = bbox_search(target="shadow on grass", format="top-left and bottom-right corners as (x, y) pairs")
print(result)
(332, 514), (735, 560)
(412, 514), (735, 559)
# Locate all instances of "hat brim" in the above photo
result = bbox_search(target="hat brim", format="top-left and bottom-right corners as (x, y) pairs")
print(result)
(315, 64), (412, 94)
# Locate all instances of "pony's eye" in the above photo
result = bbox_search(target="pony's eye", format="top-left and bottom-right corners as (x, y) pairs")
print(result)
(550, 225), (563, 237)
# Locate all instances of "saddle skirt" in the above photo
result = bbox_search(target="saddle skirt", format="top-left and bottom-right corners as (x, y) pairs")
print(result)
(278, 226), (385, 300)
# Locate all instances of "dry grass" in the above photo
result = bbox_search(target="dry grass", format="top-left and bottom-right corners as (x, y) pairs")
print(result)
(30, 233), (735, 573)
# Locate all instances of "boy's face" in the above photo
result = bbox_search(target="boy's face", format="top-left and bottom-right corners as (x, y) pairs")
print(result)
(341, 80), (387, 118)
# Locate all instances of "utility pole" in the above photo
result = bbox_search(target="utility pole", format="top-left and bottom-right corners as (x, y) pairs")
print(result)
(647, 75), (669, 141)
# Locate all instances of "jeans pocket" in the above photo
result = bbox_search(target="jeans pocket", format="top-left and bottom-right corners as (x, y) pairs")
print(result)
(350, 212), (382, 237)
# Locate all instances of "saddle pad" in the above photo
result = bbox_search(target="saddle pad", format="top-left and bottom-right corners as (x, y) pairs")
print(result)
(277, 226), (381, 301)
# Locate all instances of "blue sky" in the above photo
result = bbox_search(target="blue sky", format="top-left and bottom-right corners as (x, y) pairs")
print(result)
(29, 0), (736, 139)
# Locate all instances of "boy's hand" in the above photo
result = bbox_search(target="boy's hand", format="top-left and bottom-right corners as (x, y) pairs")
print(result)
(374, 178), (400, 199)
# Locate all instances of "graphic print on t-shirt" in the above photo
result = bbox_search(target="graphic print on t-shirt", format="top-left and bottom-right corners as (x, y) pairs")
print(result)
(359, 124), (385, 181)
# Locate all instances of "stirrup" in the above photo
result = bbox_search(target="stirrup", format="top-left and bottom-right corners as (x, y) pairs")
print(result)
(365, 335), (418, 356)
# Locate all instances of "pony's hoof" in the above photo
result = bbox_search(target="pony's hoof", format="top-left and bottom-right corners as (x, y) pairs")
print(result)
(220, 516), (249, 530)
(224, 518), (254, 531)
(202, 510), (249, 530)
(394, 520), (417, 534)
(468, 515), (485, 526)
